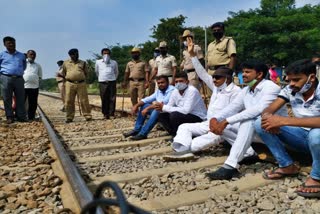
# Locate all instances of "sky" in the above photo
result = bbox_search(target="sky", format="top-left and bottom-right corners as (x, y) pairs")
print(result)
(0, 0), (318, 78)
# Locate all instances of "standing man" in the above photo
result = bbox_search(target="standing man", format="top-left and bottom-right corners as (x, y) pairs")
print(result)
(148, 47), (160, 95)
(61, 48), (92, 123)
(95, 48), (119, 119)
(207, 22), (236, 75)
(0, 36), (27, 124)
(151, 41), (177, 86)
(123, 47), (149, 106)
(56, 60), (66, 111)
(180, 30), (205, 89)
(23, 50), (42, 120)
(155, 72), (207, 136)
(255, 59), (320, 198)
(123, 75), (175, 140)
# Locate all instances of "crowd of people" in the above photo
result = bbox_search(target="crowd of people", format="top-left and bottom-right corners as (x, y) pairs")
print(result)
(1, 21), (320, 199)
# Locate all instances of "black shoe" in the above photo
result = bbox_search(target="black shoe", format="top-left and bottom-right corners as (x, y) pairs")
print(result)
(104, 115), (110, 120)
(130, 134), (147, 141)
(163, 151), (195, 162)
(65, 119), (73, 123)
(6, 118), (14, 124)
(238, 154), (260, 165)
(206, 167), (240, 180)
(123, 130), (139, 138)
(17, 118), (28, 122)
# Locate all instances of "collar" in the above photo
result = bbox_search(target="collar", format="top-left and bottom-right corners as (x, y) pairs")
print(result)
(159, 54), (169, 58)
(222, 82), (235, 93)
(214, 35), (226, 43)
(131, 59), (141, 63)
(249, 79), (265, 93)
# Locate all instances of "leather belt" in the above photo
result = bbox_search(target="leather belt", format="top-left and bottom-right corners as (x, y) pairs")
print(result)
(208, 65), (228, 70)
(57, 80), (64, 83)
(129, 78), (145, 82)
(1, 73), (22, 78)
(184, 69), (195, 73)
(66, 79), (85, 84)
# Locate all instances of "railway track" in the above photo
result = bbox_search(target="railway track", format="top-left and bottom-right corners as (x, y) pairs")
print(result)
(34, 93), (316, 213)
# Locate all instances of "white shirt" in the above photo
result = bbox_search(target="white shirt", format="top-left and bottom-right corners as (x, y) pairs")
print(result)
(214, 79), (287, 124)
(191, 57), (241, 120)
(95, 59), (119, 82)
(23, 61), (42, 89)
(162, 85), (207, 120)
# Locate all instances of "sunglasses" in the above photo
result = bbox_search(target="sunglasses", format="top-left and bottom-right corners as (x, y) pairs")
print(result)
(212, 75), (224, 80)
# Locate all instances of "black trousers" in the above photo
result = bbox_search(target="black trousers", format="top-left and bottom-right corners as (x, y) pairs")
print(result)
(25, 88), (39, 120)
(99, 81), (117, 117)
(158, 111), (203, 136)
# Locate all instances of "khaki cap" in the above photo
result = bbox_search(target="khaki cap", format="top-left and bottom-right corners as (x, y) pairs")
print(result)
(181, 29), (194, 38)
(131, 47), (141, 53)
(159, 41), (167, 48)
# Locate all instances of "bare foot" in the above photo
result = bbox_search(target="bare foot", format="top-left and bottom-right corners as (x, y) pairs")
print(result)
(296, 177), (320, 193)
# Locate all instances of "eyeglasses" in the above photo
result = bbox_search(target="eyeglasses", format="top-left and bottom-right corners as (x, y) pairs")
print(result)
(212, 75), (224, 80)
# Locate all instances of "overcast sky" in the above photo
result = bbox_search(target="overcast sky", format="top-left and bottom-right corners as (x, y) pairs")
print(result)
(0, 0), (318, 78)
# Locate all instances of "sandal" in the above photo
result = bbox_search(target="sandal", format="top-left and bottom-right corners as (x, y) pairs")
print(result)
(262, 168), (299, 180)
(296, 183), (320, 198)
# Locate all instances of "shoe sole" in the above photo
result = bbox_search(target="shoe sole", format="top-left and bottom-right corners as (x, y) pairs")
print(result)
(163, 154), (195, 162)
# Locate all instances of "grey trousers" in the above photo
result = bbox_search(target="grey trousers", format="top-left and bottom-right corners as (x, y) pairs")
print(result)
(0, 75), (26, 120)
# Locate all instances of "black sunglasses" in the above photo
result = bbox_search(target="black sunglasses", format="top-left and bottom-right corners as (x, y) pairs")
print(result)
(212, 75), (224, 80)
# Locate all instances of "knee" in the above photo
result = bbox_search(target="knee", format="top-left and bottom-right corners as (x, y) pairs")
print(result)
(308, 129), (320, 148)
(254, 117), (263, 134)
(170, 111), (183, 120)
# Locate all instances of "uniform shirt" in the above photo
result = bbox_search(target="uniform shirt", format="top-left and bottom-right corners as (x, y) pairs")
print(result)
(278, 81), (320, 119)
(207, 36), (236, 66)
(61, 59), (88, 81)
(162, 85), (207, 120)
(23, 61), (42, 89)
(155, 54), (177, 76)
(0, 50), (26, 76)
(95, 59), (119, 82)
(141, 85), (175, 105)
(149, 58), (156, 71)
(125, 60), (148, 80)
(191, 57), (241, 120)
(56, 67), (64, 82)
(181, 45), (204, 70)
(213, 79), (287, 124)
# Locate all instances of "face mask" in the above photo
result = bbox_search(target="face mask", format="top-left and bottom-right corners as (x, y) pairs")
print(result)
(153, 52), (160, 58)
(103, 54), (110, 63)
(183, 41), (187, 47)
(132, 54), (140, 60)
(160, 50), (167, 56)
(175, 82), (188, 91)
(213, 31), (224, 40)
(27, 58), (34, 63)
(247, 79), (257, 88)
(298, 75), (312, 94)
(217, 78), (227, 91)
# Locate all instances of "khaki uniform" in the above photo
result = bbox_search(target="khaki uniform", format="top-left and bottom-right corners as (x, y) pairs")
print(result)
(56, 68), (65, 108)
(125, 60), (148, 106)
(181, 44), (204, 89)
(206, 36), (236, 75)
(148, 58), (156, 95)
(155, 54), (177, 88)
(61, 59), (91, 120)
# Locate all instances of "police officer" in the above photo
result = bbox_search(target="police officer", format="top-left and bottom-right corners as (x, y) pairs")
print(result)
(180, 30), (205, 89)
(56, 60), (65, 111)
(61, 48), (92, 123)
(123, 47), (149, 106)
(148, 47), (160, 95)
(207, 22), (236, 76)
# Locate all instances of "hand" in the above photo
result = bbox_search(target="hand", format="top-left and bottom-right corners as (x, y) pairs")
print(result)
(153, 102), (163, 111)
(209, 118), (219, 133)
(131, 105), (139, 115)
(187, 37), (195, 57)
(141, 108), (148, 117)
(214, 120), (228, 135)
(261, 114), (284, 131)
(144, 82), (149, 89)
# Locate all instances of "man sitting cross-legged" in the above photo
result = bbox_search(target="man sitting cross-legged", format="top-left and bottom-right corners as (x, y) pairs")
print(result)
(123, 75), (175, 140)
(255, 59), (320, 198)
(163, 37), (241, 161)
(206, 60), (288, 180)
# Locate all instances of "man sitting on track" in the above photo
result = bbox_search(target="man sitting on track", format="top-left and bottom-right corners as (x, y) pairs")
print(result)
(163, 37), (241, 161)
(255, 59), (320, 198)
(123, 75), (175, 140)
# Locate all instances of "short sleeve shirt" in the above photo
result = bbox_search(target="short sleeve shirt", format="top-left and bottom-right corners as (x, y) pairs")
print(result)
(62, 59), (87, 81)
(125, 60), (148, 79)
(182, 45), (204, 70)
(207, 36), (236, 66)
(155, 54), (177, 76)
(278, 83), (320, 118)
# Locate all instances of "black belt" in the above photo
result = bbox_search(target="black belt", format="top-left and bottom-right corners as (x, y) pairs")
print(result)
(99, 80), (115, 84)
(208, 65), (228, 70)
(184, 69), (195, 73)
(66, 79), (85, 84)
(1, 73), (22, 78)
(157, 75), (173, 77)
(129, 78), (145, 82)
(57, 80), (64, 83)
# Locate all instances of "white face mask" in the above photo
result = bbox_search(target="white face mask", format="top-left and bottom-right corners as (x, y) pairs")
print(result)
(183, 41), (187, 47)
(175, 82), (188, 91)
(103, 54), (110, 63)
(217, 78), (227, 91)
(298, 75), (312, 94)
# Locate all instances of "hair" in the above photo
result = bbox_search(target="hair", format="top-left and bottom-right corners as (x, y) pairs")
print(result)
(286, 59), (316, 76)
(101, 48), (111, 55)
(3, 36), (15, 44)
(211, 22), (225, 30)
(27, 50), (36, 55)
(155, 75), (169, 83)
(175, 72), (188, 80)
(68, 48), (78, 55)
(241, 60), (269, 78)
(57, 60), (64, 66)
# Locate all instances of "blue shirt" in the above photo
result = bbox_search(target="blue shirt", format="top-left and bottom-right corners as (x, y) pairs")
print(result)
(0, 50), (26, 76)
(141, 85), (175, 104)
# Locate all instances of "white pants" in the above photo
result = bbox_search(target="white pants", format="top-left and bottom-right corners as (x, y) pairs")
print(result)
(173, 121), (225, 152)
(222, 119), (262, 169)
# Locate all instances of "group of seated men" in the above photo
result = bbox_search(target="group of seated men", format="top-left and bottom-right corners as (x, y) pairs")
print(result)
(123, 38), (320, 198)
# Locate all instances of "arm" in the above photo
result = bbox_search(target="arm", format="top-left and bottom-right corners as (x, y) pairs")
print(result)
(83, 62), (88, 78)
(150, 67), (158, 81)
(228, 54), (236, 70)
(171, 66), (177, 85)
(145, 63), (149, 88)
(95, 61), (99, 77)
(38, 64), (43, 79)
(123, 63), (130, 88)
(227, 39), (236, 70)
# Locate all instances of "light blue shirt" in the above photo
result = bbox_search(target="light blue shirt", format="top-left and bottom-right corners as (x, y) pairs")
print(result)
(0, 50), (26, 76)
(141, 85), (175, 104)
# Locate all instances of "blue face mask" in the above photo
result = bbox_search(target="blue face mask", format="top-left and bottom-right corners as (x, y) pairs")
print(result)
(153, 52), (160, 58)
(298, 75), (312, 94)
(175, 82), (188, 91)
